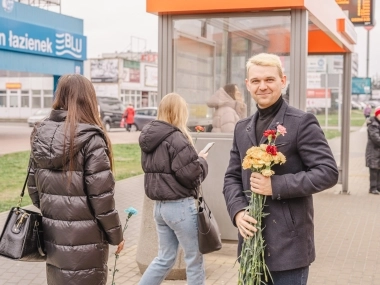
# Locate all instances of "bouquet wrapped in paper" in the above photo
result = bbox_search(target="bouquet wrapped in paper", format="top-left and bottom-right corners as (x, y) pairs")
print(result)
(238, 125), (286, 285)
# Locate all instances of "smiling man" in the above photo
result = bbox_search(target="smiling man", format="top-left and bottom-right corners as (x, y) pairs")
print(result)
(223, 53), (339, 285)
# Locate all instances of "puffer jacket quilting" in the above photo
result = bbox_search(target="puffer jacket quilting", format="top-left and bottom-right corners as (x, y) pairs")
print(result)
(27, 110), (123, 285)
(139, 120), (208, 200)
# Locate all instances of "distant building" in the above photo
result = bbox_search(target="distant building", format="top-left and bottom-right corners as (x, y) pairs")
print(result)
(84, 52), (158, 108)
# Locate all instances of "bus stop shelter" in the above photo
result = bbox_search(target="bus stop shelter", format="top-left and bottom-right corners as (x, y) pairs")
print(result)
(145, 0), (356, 240)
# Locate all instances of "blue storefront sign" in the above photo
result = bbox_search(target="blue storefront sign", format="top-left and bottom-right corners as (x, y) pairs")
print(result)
(0, 17), (87, 60)
(352, 77), (372, 95)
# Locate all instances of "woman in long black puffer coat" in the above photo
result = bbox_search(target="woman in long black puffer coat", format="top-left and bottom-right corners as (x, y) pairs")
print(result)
(366, 106), (380, 195)
(27, 74), (125, 285)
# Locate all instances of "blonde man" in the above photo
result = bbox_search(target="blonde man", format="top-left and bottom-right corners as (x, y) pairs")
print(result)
(223, 53), (338, 284)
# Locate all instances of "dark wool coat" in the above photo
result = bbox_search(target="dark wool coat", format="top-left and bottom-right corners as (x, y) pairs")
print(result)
(139, 120), (208, 200)
(366, 116), (380, 169)
(27, 110), (123, 285)
(223, 101), (338, 271)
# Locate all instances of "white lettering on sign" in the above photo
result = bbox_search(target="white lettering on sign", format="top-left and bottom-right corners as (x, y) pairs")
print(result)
(55, 33), (82, 58)
(0, 32), (5, 46)
(8, 30), (52, 53)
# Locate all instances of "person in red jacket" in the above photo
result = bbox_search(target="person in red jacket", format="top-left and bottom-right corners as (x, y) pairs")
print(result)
(123, 104), (135, 131)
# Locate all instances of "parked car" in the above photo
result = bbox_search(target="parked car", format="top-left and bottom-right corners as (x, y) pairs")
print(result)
(131, 107), (157, 131)
(97, 96), (125, 131)
(27, 109), (51, 127)
(351, 100), (362, 110)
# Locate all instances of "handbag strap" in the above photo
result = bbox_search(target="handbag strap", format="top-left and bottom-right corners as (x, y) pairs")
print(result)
(17, 160), (32, 208)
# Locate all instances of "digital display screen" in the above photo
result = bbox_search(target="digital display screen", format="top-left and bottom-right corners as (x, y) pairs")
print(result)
(336, 0), (373, 26)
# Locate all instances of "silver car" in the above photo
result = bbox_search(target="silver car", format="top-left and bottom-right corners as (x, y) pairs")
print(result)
(27, 109), (51, 127)
(131, 107), (157, 131)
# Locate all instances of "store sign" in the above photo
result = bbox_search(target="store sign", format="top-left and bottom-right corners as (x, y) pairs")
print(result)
(336, 0), (373, 26)
(5, 82), (21, 89)
(0, 17), (87, 60)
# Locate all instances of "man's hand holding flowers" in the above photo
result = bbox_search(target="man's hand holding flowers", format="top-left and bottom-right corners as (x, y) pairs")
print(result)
(250, 172), (273, 196)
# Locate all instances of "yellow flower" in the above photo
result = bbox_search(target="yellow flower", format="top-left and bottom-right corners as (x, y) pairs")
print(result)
(261, 169), (274, 177)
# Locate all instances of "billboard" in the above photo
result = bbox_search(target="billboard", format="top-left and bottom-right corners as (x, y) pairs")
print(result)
(336, 0), (374, 26)
(144, 65), (158, 87)
(352, 77), (371, 94)
(90, 59), (118, 83)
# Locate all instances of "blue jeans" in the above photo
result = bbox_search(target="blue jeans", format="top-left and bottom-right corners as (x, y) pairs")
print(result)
(266, 266), (309, 285)
(139, 197), (205, 285)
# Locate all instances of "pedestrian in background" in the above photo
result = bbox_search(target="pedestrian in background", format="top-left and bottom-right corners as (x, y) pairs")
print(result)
(27, 74), (125, 285)
(364, 104), (372, 119)
(365, 106), (380, 195)
(123, 103), (135, 131)
(138, 93), (208, 285)
(207, 83), (247, 133)
(223, 53), (338, 284)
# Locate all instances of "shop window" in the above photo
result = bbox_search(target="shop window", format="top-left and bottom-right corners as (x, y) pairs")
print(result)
(43, 96), (53, 108)
(32, 90), (41, 95)
(21, 96), (29, 107)
(32, 96), (41, 108)
(0, 96), (6, 107)
(10, 95), (18, 107)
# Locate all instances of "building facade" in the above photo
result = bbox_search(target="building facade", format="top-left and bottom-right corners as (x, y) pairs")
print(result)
(84, 52), (158, 108)
(0, 0), (86, 119)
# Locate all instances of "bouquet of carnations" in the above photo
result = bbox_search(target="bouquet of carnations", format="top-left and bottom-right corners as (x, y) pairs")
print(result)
(238, 125), (287, 285)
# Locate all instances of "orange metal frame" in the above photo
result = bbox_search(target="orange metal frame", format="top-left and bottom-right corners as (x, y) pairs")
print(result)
(146, 0), (355, 54)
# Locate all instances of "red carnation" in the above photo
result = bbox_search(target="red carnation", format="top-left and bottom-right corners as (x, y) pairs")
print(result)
(195, 125), (205, 132)
(266, 145), (277, 155)
(263, 130), (276, 139)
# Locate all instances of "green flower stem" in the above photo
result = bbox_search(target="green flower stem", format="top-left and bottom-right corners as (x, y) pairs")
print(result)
(238, 193), (271, 285)
(110, 212), (135, 285)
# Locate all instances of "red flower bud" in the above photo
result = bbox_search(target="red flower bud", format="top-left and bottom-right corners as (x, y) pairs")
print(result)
(195, 125), (205, 132)
(263, 130), (276, 138)
(266, 145), (277, 155)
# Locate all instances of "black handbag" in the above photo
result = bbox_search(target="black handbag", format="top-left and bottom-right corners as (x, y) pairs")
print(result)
(0, 165), (46, 261)
(197, 186), (222, 254)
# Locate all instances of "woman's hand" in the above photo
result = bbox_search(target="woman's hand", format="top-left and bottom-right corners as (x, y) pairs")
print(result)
(115, 239), (125, 254)
(198, 150), (208, 159)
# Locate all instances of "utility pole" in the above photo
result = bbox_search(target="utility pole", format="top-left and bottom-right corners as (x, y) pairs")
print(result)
(364, 25), (374, 99)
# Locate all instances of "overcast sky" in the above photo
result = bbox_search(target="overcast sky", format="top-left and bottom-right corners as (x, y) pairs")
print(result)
(58, 0), (379, 78)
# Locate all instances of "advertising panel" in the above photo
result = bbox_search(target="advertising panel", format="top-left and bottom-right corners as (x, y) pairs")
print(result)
(144, 65), (157, 87)
(90, 59), (118, 83)
(0, 17), (87, 60)
(336, 0), (373, 26)
(306, 88), (332, 108)
(93, 84), (118, 98)
(122, 60), (140, 83)
(352, 77), (371, 94)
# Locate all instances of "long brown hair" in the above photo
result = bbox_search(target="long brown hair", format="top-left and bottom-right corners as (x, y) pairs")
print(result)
(157, 93), (193, 145)
(52, 74), (113, 172)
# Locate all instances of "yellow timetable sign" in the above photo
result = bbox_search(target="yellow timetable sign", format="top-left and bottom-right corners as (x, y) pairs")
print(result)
(336, 0), (373, 25)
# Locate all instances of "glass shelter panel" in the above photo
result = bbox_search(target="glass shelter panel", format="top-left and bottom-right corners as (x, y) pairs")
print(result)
(172, 13), (291, 132)
(307, 54), (344, 167)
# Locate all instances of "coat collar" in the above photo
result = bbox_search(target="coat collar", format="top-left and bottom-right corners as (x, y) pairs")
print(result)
(246, 101), (288, 146)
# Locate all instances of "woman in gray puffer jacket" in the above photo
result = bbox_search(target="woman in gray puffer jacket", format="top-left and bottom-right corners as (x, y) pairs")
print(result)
(139, 93), (208, 285)
(366, 107), (380, 194)
(27, 74), (124, 285)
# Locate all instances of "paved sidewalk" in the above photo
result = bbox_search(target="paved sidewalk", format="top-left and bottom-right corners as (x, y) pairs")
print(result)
(1, 126), (380, 285)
